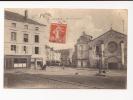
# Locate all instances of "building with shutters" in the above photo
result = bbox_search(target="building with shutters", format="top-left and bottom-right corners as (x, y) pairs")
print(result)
(74, 29), (127, 69)
(4, 10), (47, 69)
(56, 49), (74, 66)
(45, 45), (61, 66)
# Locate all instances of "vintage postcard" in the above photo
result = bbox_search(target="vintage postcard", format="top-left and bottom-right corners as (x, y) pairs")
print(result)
(4, 8), (127, 89)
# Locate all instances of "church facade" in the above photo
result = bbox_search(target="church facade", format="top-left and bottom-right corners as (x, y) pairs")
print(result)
(74, 29), (127, 69)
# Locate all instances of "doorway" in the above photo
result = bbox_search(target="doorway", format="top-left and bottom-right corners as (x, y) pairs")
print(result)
(5, 58), (13, 69)
(81, 61), (83, 67)
(108, 62), (118, 69)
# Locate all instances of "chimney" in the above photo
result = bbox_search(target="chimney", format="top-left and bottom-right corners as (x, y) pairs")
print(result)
(24, 10), (28, 20)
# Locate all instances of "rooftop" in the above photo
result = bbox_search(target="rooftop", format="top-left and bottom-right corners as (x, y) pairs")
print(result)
(92, 29), (127, 41)
(5, 10), (46, 26)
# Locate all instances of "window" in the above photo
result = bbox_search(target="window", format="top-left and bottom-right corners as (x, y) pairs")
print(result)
(11, 32), (17, 41)
(108, 41), (118, 53)
(79, 45), (83, 51)
(35, 27), (39, 31)
(23, 46), (28, 53)
(24, 25), (28, 29)
(35, 35), (39, 43)
(96, 46), (100, 55)
(11, 45), (16, 52)
(23, 34), (28, 42)
(11, 23), (16, 28)
(80, 51), (83, 58)
(35, 47), (39, 54)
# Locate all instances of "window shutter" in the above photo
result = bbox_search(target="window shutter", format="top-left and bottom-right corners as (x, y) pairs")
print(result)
(22, 46), (24, 53)
(16, 45), (18, 53)
(39, 47), (41, 54)
(32, 46), (35, 54)
(26, 46), (28, 53)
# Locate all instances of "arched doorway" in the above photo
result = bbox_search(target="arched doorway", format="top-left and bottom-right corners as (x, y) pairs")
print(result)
(107, 56), (119, 69)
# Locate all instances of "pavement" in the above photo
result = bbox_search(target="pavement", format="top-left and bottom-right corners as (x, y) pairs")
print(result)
(4, 66), (127, 89)
(5, 66), (126, 76)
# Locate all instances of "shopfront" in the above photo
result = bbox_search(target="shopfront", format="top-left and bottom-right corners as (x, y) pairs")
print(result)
(31, 58), (43, 69)
(4, 55), (31, 69)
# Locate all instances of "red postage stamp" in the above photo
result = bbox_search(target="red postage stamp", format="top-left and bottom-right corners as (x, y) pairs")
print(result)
(49, 23), (67, 43)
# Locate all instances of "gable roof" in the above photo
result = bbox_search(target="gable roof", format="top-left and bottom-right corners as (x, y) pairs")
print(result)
(92, 29), (127, 41)
(5, 10), (46, 26)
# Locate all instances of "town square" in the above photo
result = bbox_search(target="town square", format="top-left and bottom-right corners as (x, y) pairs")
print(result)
(4, 9), (127, 89)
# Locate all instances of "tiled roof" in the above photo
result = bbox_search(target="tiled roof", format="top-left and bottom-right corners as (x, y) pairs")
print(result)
(5, 10), (46, 26)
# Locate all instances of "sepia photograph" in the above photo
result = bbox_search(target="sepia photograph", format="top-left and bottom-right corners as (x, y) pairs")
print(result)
(4, 8), (127, 89)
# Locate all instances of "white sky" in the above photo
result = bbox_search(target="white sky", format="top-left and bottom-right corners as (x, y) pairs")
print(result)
(6, 9), (128, 50)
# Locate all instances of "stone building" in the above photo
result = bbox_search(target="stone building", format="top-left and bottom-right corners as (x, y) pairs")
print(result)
(4, 10), (47, 69)
(72, 48), (77, 67)
(75, 32), (93, 67)
(74, 29), (127, 69)
(45, 45), (54, 65)
(54, 50), (61, 65)
(57, 49), (73, 66)
(45, 46), (73, 67)
(45, 45), (61, 66)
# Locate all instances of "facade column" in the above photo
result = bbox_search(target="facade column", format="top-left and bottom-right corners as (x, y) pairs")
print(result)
(94, 46), (97, 67)
(101, 43), (104, 68)
(121, 42), (124, 68)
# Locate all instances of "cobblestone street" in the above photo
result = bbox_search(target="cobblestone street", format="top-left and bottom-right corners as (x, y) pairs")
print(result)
(4, 67), (127, 89)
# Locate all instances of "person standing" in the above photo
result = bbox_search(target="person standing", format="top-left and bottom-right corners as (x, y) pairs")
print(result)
(42, 64), (47, 70)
